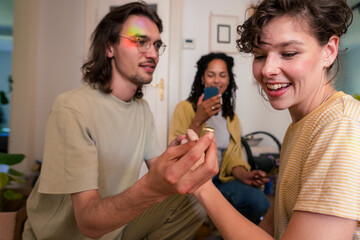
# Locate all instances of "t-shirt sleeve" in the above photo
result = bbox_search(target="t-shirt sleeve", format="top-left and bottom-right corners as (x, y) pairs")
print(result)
(294, 117), (360, 221)
(38, 106), (99, 194)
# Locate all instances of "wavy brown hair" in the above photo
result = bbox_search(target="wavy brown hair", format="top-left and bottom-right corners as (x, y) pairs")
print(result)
(236, 0), (353, 81)
(81, 1), (163, 98)
(187, 53), (237, 121)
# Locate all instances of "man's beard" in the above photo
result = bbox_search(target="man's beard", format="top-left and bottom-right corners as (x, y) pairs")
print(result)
(131, 72), (153, 86)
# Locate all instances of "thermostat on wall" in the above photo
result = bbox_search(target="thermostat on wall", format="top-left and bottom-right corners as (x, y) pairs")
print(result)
(183, 39), (195, 49)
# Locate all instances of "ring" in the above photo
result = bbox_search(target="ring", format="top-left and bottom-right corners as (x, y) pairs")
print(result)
(203, 126), (215, 133)
(211, 106), (215, 110)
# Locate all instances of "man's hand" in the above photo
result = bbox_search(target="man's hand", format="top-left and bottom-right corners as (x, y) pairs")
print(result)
(168, 134), (187, 147)
(143, 131), (218, 198)
(71, 133), (217, 239)
(232, 166), (270, 187)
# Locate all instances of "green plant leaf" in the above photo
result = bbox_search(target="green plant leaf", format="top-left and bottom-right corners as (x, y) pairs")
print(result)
(0, 153), (25, 165)
(354, 94), (360, 101)
(0, 173), (9, 189)
(0, 91), (9, 105)
(8, 168), (25, 177)
(3, 189), (23, 200)
(8, 175), (26, 184)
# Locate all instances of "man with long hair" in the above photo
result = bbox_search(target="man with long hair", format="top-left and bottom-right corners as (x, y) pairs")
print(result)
(23, 2), (217, 239)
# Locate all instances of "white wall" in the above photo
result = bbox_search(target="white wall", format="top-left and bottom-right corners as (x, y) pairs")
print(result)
(34, 0), (86, 163)
(10, 0), (85, 174)
(179, 0), (291, 144)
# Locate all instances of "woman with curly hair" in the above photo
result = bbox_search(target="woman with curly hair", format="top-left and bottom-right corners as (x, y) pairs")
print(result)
(193, 1), (359, 239)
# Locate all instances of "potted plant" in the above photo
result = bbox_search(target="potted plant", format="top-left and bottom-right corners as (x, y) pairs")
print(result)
(354, 93), (360, 101)
(0, 153), (26, 210)
(0, 75), (12, 126)
(0, 152), (29, 240)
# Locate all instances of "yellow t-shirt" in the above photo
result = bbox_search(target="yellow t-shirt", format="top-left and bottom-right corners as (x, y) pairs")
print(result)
(275, 92), (360, 239)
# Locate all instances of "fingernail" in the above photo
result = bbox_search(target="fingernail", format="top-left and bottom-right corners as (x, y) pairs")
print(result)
(208, 132), (214, 139)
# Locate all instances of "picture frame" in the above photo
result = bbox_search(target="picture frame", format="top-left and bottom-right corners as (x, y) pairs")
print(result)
(209, 14), (239, 54)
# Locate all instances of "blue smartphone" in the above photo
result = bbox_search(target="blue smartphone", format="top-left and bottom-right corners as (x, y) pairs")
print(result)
(204, 87), (219, 100)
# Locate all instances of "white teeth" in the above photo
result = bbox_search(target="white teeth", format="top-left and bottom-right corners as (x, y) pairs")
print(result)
(267, 83), (290, 90)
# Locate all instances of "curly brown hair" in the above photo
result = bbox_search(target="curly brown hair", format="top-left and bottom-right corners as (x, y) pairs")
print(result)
(236, 0), (353, 79)
(81, 1), (163, 98)
(187, 53), (237, 121)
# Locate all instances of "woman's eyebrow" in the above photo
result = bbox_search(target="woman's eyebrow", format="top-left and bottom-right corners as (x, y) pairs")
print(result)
(258, 39), (304, 47)
(279, 40), (304, 47)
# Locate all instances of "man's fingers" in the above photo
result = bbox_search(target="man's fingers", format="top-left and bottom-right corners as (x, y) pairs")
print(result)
(168, 134), (187, 147)
(159, 132), (216, 194)
(160, 133), (213, 186)
(173, 132), (215, 173)
(165, 141), (196, 161)
(183, 138), (219, 193)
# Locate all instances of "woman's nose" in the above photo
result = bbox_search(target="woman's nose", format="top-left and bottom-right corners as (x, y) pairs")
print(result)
(262, 54), (280, 77)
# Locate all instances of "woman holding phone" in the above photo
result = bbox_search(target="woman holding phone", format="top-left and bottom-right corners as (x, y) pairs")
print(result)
(169, 52), (270, 225)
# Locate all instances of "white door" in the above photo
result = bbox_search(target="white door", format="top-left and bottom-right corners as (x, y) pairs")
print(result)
(85, 0), (170, 151)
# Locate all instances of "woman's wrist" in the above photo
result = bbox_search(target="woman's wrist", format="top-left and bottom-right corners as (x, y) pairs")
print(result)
(193, 180), (214, 201)
(232, 166), (248, 180)
(190, 118), (203, 135)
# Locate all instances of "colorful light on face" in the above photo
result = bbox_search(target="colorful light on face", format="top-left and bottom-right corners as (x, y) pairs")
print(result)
(120, 36), (137, 48)
(125, 17), (149, 36)
(121, 17), (151, 48)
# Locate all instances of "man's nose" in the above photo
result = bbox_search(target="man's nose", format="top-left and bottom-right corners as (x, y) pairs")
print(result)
(144, 44), (158, 59)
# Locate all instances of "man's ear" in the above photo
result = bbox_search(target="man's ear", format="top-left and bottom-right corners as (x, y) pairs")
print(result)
(324, 35), (339, 67)
(106, 44), (114, 58)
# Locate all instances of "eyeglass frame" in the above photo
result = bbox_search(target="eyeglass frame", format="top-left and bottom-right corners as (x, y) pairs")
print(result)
(118, 34), (166, 56)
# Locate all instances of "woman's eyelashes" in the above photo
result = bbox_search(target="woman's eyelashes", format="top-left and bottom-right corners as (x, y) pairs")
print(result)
(206, 73), (228, 79)
(253, 51), (299, 60)
(254, 54), (266, 60)
(282, 52), (298, 58)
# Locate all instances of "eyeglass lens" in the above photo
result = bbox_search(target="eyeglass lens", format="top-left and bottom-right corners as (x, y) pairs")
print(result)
(137, 38), (166, 55)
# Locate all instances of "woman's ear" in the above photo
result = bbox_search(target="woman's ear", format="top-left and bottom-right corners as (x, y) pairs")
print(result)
(324, 35), (339, 67)
(106, 44), (114, 58)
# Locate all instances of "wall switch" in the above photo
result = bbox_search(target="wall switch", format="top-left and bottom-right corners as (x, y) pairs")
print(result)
(183, 38), (195, 49)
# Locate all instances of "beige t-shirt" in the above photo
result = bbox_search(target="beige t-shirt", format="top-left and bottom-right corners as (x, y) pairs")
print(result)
(24, 86), (162, 240)
(274, 92), (360, 239)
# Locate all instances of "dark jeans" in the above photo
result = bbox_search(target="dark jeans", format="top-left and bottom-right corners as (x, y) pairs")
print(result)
(213, 174), (270, 224)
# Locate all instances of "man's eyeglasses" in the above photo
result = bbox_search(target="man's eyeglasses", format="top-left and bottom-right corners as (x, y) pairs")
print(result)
(118, 34), (166, 56)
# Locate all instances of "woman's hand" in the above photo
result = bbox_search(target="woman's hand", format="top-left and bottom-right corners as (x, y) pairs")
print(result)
(190, 93), (222, 135)
(232, 166), (270, 187)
